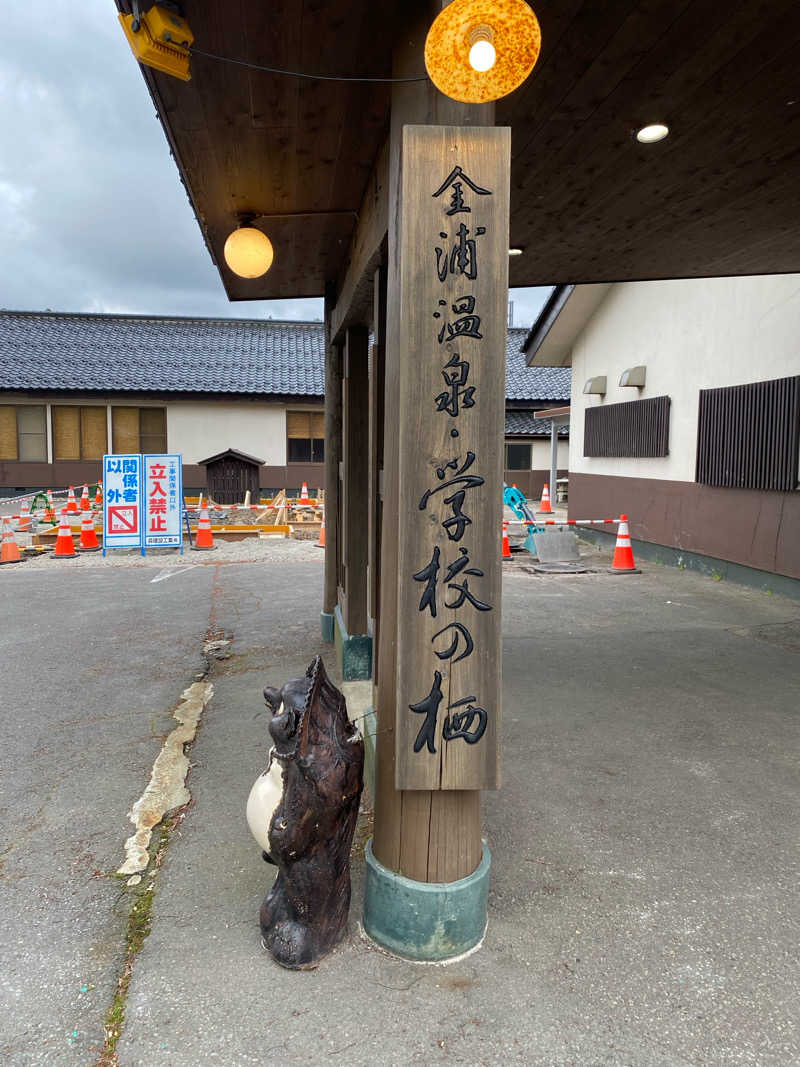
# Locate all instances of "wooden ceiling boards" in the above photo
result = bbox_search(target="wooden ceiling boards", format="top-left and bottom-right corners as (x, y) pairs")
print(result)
(118, 0), (800, 299)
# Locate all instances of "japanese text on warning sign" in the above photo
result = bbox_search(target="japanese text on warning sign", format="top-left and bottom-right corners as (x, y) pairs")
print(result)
(103, 454), (143, 549)
(144, 454), (182, 547)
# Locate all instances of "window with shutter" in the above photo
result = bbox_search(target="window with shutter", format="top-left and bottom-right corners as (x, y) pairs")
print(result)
(113, 407), (141, 453)
(17, 406), (47, 461)
(80, 407), (107, 459)
(0, 406), (18, 459)
(53, 407), (81, 460)
(140, 408), (167, 453)
(287, 409), (324, 463)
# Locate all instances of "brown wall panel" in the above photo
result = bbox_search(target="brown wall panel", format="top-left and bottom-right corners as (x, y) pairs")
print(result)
(1, 461), (327, 494)
(569, 473), (800, 579)
(504, 468), (568, 501)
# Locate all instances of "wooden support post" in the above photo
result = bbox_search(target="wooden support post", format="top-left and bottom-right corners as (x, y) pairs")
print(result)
(341, 324), (370, 636)
(368, 264), (387, 646)
(323, 286), (342, 629)
(372, 4), (497, 886)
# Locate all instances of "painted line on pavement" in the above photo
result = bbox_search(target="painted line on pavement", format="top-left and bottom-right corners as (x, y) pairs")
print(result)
(150, 566), (196, 584)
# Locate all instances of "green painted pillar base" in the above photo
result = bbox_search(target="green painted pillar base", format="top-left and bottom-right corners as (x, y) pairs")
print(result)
(363, 839), (491, 962)
(320, 610), (335, 643)
(334, 604), (372, 680)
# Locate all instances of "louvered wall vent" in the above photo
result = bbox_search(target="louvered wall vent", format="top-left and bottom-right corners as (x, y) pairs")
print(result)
(696, 375), (800, 491)
(584, 395), (670, 458)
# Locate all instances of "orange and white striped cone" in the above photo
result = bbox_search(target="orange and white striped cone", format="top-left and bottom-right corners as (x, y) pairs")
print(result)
(45, 490), (57, 523)
(316, 515), (326, 548)
(299, 481), (310, 505)
(77, 509), (101, 552)
(538, 483), (553, 514)
(65, 486), (79, 513)
(52, 509), (77, 559)
(191, 507), (216, 551)
(502, 520), (512, 560)
(15, 499), (32, 532)
(0, 517), (22, 565)
(79, 484), (90, 511)
(610, 514), (641, 574)
(94, 484), (103, 509)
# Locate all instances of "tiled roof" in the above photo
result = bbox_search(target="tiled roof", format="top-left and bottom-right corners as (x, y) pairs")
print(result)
(0, 311), (326, 397)
(0, 311), (571, 402)
(505, 410), (569, 437)
(506, 327), (571, 400)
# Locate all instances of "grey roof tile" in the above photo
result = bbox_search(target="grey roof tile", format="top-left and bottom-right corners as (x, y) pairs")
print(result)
(505, 410), (569, 436)
(505, 327), (571, 400)
(0, 312), (571, 403)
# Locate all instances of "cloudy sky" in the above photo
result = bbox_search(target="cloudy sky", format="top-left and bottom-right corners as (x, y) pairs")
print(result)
(0, 1), (552, 326)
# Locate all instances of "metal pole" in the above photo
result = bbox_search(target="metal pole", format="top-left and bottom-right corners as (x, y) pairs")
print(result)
(549, 420), (558, 506)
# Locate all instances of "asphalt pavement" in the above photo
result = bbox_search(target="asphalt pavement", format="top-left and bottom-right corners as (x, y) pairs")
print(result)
(1, 548), (799, 1066)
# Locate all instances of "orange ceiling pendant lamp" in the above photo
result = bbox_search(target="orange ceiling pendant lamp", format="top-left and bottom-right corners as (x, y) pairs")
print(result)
(425, 0), (542, 104)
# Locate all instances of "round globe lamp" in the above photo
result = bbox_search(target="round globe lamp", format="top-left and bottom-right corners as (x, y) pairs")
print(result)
(424, 0), (541, 104)
(223, 226), (274, 279)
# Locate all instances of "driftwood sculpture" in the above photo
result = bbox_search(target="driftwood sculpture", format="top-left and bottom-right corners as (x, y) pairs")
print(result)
(246, 655), (364, 969)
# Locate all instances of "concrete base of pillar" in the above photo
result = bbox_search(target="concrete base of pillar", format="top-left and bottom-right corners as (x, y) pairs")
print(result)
(363, 839), (491, 962)
(320, 610), (335, 643)
(334, 604), (372, 680)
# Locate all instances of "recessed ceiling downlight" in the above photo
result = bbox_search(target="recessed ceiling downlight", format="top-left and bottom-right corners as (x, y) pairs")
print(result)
(635, 123), (669, 144)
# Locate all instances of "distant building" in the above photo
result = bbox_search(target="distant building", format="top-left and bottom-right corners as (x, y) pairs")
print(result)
(524, 277), (800, 585)
(0, 311), (570, 498)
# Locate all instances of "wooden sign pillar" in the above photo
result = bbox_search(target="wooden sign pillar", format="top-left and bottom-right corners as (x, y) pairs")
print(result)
(365, 120), (509, 959)
(395, 125), (509, 791)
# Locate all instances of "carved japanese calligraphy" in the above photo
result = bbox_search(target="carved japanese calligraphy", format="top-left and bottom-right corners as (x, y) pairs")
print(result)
(432, 165), (492, 215)
(395, 125), (509, 790)
(435, 222), (486, 281)
(435, 353), (475, 417)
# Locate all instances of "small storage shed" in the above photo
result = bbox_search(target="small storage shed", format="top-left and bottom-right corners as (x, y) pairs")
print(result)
(199, 448), (264, 505)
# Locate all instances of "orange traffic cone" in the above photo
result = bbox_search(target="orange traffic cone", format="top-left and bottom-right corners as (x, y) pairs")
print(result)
(53, 509), (77, 558)
(94, 484), (103, 508)
(501, 520), (512, 560)
(300, 481), (310, 505)
(15, 499), (32, 532)
(316, 515), (326, 548)
(610, 514), (641, 574)
(77, 509), (101, 552)
(539, 483), (553, 514)
(79, 484), (90, 511)
(0, 517), (22, 565)
(45, 490), (57, 523)
(65, 486), (78, 513)
(191, 507), (216, 551)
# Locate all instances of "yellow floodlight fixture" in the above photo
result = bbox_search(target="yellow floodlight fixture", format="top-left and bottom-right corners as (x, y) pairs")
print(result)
(424, 0), (542, 104)
(119, 3), (194, 82)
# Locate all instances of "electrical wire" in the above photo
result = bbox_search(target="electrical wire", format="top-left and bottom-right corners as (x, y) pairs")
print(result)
(188, 45), (429, 83)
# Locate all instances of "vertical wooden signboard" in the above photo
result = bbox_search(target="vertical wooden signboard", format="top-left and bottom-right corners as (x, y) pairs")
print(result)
(395, 125), (510, 791)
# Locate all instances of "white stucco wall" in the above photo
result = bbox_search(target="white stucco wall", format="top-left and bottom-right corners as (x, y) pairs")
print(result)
(531, 438), (569, 468)
(569, 274), (800, 482)
(166, 401), (288, 465)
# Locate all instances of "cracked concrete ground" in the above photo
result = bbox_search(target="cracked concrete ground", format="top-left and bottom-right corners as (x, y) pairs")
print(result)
(2, 548), (799, 1065)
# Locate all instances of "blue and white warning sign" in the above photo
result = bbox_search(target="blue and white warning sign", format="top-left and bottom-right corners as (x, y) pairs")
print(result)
(103, 454), (143, 550)
(143, 454), (183, 549)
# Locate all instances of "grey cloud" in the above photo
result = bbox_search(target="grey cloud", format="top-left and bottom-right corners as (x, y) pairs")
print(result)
(0, 2), (549, 327)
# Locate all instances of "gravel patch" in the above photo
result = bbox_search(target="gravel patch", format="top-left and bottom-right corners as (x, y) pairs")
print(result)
(4, 531), (324, 570)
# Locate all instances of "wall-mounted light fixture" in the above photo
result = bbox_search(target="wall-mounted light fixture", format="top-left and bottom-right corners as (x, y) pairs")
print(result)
(508, 247), (524, 256)
(583, 376), (607, 396)
(619, 365), (647, 387)
(424, 0), (541, 103)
